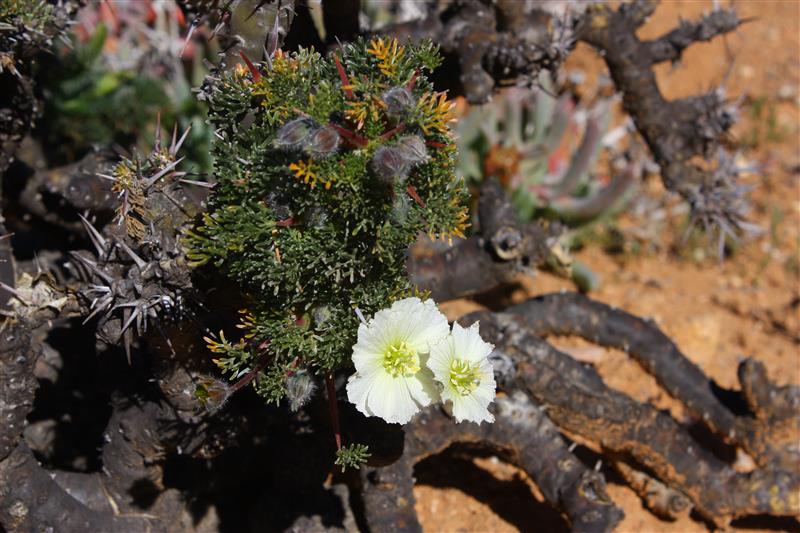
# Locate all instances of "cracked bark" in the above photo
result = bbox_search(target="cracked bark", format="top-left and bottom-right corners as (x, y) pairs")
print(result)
(0, 289), (207, 532)
(0, 385), (202, 532)
(0, 322), (39, 462)
(466, 310), (800, 526)
(504, 292), (798, 470)
(360, 392), (623, 533)
(577, 0), (752, 245)
(0, 442), (162, 532)
(610, 459), (691, 521)
(13, 150), (118, 232)
(0, 311), (166, 531)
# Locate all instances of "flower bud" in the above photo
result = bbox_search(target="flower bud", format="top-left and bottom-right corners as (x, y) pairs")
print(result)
(371, 145), (410, 184)
(275, 117), (317, 150)
(194, 376), (232, 413)
(286, 369), (316, 411)
(382, 87), (416, 118)
(312, 304), (333, 327)
(395, 135), (428, 165)
(305, 125), (341, 158)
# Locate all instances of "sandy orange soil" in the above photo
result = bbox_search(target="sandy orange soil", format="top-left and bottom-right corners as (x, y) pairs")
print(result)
(415, 1), (800, 531)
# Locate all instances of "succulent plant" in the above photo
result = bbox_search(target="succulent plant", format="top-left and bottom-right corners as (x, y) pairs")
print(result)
(68, 124), (202, 361)
(456, 79), (635, 227)
(185, 38), (468, 406)
(35, 1), (213, 169)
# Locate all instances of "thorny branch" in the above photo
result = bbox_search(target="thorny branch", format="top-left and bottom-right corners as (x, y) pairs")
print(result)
(577, 0), (756, 251)
(375, 0), (571, 103)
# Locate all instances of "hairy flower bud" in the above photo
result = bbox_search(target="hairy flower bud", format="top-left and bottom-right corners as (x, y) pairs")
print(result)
(312, 304), (333, 326)
(194, 376), (232, 413)
(371, 135), (430, 185)
(286, 369), (316, 411)
(371, 145), (411, 184)
(275, 117), (317, 150)
(395, 135), (429, 165)
(305, 125), (341, 158)
(382, 87), (416, 118)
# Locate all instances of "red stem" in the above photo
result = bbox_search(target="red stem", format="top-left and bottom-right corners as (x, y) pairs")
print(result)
(230, 352), (270, 393)
(380, 123), (406, 141)
(325, 374), (343, 451)
(405, 69), (419, 91)
(329, 124), (369, 147)
(239, 51), (262, 83)
(406, 184), (426, 208)
(333, 55), (355, 99)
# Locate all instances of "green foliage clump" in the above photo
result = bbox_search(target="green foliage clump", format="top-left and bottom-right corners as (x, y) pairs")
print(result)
(0, 0), (57, 38)
(187, 38), (468, 405)
(1, 0), (77, 81)
(335, 443), (371, 472)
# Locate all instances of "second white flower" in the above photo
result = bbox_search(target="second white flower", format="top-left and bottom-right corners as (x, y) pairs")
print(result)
(428, 321), (496, 424)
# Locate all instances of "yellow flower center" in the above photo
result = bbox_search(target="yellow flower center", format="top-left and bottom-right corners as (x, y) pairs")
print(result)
(383, 341), (420, 377)
(449, 359), (481, 395)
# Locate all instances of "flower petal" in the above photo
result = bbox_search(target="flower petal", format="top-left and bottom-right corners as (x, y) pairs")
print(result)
(346, 368), (382, 415)
(451, 321), (494, 364)
(352, 320), (390, 374)
(390, 297), (449, 353)
(365, 373), (421, 424)
(406, 366), (441, 406)
(428, 333), (455, 383)
(449, 390), (495, 424)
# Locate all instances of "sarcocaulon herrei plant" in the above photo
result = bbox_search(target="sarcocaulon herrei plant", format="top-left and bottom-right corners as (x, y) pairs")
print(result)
(185, 38), (495, 470)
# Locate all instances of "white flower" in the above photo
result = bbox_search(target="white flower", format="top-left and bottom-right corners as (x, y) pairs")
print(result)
(428, 321), (496, 424)
(346, 297), (449, 424)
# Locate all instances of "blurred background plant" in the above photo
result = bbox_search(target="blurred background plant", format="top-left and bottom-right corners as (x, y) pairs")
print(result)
(0, 0), (79, 173)
(451, 74), (642, 291)
(32, 0), (214, 172)
(455, 78), (636, 224)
